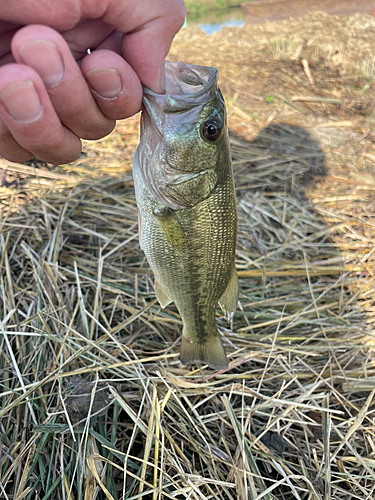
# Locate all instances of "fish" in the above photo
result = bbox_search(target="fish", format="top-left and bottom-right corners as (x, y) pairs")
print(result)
(132, 61), (238, 370)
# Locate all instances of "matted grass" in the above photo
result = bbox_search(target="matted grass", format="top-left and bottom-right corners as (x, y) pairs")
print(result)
(1, 12), (375, 500)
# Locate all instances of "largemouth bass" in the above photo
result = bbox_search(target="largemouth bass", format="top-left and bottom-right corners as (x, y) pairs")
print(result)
(132, 61), (238, 370)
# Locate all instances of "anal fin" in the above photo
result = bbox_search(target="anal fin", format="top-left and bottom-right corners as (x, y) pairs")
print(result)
(180, 334), (228, 370)
(218, 264), (239, 321)
(155, 280), (172, 308)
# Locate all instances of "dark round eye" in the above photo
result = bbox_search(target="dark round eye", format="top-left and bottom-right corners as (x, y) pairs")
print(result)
(202, 119), (222, 142)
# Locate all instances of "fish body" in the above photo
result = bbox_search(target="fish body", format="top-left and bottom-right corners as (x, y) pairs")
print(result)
(132, 61), (238, 370)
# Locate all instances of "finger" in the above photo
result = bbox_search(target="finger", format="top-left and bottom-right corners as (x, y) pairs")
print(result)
(0, 63), (81, 165)
(104, 0), (187, 92)
(93, 30), (122, 54)
(0, 115), (33, 163)
(1, 0), (186, 93)
(0, 22), (18, 57)
(11, 25), (116, 140)
(0, 22), (19, 65)
(81, 49), (142, 120)
(61, 18), (114, 59)
(72, 0), (187, 92)
(0, 1), (81, 30)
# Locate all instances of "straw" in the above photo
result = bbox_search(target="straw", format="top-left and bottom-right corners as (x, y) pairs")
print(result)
(1, 11), (375, 499)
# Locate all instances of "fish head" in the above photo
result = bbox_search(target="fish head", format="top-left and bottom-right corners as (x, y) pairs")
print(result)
(133, 61), (231, 209)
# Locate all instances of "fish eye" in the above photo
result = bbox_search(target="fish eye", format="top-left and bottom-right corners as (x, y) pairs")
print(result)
(201, 118), (222, 142)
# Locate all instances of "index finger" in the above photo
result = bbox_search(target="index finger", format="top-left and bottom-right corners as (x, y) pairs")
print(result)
(100, 0), (186, 93)
(119, 1), (186, 92)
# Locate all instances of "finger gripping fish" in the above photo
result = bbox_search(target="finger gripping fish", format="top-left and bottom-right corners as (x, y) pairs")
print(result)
(133, 61), (238, 370)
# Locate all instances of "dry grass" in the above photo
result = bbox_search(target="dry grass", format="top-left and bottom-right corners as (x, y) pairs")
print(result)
(1, 12), (375, 500)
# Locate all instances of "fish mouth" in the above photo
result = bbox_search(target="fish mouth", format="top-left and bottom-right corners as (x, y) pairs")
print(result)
(143, 61), (219, 115)
(159, 61), (217, 98)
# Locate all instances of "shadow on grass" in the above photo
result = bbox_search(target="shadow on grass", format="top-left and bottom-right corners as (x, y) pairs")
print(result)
(227, 121), (373, 496)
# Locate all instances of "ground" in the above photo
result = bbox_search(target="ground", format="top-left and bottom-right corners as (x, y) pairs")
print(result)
(0, 12), (375, 500)
(184, 0), (241, 15)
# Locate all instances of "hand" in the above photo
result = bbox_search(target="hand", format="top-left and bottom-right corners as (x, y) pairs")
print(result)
(0, 0), (186, 164)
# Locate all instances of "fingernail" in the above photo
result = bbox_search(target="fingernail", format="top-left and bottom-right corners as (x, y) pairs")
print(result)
(0, 81), (43, 124)
(85, 68), (123, 98)
(18, 40), (64, 87)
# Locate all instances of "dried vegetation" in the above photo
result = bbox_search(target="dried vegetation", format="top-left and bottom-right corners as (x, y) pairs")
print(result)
(1, 12), (375, 500)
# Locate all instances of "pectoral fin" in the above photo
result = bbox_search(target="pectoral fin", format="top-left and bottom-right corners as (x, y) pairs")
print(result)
(154, 208), (188, 251)
(155, 280), (172, 308)
(218, 264), (239, 321)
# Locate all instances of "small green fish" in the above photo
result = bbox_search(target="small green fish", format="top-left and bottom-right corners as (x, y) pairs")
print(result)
(133, 61), (238, 370)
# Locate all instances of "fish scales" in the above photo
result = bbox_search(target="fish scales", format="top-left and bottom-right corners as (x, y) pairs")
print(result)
(133, 61), (238, 369)
(134, 171), (236, 338)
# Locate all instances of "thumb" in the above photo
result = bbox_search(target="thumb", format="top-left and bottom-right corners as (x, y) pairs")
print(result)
(100, 0), (186, 93)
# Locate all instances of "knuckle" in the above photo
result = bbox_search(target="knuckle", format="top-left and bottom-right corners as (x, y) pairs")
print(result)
(0, 126), (11, 141)
(80, 120), (115, 141)
(33, 130), (65, 152)
(98, 96), (141, 121)
(30, 132), (68, 161)
(50, 150), (80, 165)
(0, 127), (33, 163)
(35, 142), (81, 165)
(0, 149), (33, 163)
(169, 1), (187, 30)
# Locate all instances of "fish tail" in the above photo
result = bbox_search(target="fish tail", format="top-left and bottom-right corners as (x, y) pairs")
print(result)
(180, 332), (228, 370)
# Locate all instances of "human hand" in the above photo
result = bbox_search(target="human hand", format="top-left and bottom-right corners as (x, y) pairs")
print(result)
(0, 0), (186, 164)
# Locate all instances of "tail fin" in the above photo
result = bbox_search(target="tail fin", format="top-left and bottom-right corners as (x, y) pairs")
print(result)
(180, 334), (228, 370)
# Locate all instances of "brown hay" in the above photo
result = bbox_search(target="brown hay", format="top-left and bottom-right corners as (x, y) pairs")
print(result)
(0, 12), (375, 500)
